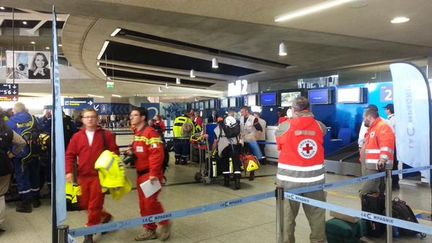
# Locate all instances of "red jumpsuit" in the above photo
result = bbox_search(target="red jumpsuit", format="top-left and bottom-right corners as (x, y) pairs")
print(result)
(133, 125), (169, 231)
(66, 128), (119, 226)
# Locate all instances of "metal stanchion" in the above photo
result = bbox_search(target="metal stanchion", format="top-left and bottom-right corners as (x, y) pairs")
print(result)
(385, 169), (393, 243)
(57, 225), (69, 243)
(276, 187), (284, 243)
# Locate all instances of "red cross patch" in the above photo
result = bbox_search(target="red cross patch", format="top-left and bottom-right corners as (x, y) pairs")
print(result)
(298, 139), (318, 159)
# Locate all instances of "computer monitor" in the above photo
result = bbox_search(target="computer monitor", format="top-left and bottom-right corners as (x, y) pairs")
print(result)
(308, 88), (332, 105)
(229, 97), (237, 107)
(220, 98), (228, 108)
(281, 91), (301, 107)
(260, 92), (277, 106)
(337, 87), (365, 104)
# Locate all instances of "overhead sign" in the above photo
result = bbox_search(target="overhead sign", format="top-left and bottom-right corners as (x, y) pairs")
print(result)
(228, 79), (248, 97)
(141, 103), (160, 119)
(64, 98), (94, 110)
(0, 84), (19, 101)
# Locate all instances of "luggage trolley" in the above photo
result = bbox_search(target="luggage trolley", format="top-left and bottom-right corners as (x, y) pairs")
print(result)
(191, 133), (215, 184)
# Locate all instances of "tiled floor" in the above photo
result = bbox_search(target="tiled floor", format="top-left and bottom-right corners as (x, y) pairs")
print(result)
(0, 134), (430, 243)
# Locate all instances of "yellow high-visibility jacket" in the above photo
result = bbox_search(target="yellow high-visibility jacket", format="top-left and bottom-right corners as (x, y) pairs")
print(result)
(95, 150), (132, 200)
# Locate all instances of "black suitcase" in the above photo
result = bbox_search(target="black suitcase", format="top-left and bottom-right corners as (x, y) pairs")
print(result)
(361, 193), (386, 237)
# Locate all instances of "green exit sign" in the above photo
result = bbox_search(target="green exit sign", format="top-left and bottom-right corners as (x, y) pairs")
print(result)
(106, 81), (114, 89)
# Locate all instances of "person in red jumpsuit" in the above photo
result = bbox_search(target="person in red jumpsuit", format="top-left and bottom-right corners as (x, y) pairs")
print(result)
(66, 109), (119, 243)
(130, 107), (171, 241)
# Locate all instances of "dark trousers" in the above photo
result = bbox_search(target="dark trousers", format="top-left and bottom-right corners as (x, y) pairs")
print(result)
(174, 139), (190, 163)
(220, 145), (242, 174)
(13, 157), (40, 200)
(392, 156), (399, 187)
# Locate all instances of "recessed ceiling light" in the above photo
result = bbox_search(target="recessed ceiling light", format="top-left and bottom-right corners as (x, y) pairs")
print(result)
(176, 78), (181, 84)
(22, 21), (27, 25)
(391, 17), (410, 24)
(45, 46), (50, 50)
(0, 7), (5, 10)
(30, 41), (36, 45)
(111, 94), (122, 98)
(58, 44), (62, 47)
(110, 28), (122, 37)
(275, 0), (355, 22)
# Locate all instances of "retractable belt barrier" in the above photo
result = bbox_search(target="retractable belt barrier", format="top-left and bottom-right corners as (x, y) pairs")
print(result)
(285, 192), (432, 235)
(69, 191), (274, 237)
(68, 165), (432, 238)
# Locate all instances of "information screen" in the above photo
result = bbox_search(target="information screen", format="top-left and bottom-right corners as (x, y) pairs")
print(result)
(260, 93), (277, 106)
(308, 89), (331, 105)
(281, 91), (301, 107)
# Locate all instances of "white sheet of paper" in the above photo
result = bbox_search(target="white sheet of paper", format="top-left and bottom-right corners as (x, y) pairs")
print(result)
(139, 179), (161, 198)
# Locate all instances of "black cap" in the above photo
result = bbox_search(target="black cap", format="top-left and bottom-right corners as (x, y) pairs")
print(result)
(383, 103), (394, 113)
(383, 104), (394, 110)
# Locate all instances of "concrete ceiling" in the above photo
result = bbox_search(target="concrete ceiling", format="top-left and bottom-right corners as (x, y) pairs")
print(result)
(1, 0), (432, 100)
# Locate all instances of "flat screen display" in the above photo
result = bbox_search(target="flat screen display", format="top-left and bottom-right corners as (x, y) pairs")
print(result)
(337, 87), (364, 103)
(221, 98), (228, 108)
(246, 94), (256, 106)
(199, 102), (204, 110)
(204, 100), (209, 109)
(209, 99), (215, 109)
(308, 89), (331, 105)
(260, 92), (277, 106)
(229, 97), (237, 107)
(281, 91), (301, 107)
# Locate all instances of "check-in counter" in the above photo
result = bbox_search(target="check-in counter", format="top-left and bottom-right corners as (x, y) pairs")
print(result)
(264, 126), (279, 162)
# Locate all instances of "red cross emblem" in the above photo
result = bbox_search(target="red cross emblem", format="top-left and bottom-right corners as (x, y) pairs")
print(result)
(298, 139), (318, 159)
(302, 143), (314, 154)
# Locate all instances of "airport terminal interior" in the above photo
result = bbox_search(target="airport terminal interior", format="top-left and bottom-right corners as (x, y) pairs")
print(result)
(0, 1), (432, 243)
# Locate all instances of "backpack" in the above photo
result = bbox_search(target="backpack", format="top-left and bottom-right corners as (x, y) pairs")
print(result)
(0, 127), (13, 176)
(392, 197), (426, 238)
(21, 115), (48, 163)
(220, 116), (240, 139)
(361, 193), (385, 237)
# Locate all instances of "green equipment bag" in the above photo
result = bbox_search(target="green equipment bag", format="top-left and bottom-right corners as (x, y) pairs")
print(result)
(326, 218), (367, 243)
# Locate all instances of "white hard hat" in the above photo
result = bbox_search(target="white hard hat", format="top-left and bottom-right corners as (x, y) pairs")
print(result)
(225, 116), (237, 128)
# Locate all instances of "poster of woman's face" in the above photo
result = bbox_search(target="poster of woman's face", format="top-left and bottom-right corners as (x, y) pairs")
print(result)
(6, 51), (51, 83)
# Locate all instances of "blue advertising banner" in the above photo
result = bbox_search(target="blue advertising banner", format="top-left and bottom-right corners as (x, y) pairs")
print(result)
(141, 103), (160, 119)
(64, 98), (94, 110)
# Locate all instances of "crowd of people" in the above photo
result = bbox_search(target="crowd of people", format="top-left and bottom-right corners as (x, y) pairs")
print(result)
(0, 98), (399, 242)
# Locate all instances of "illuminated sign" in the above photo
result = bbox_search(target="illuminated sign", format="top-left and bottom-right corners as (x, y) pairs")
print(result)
(228, 79), (248, 97)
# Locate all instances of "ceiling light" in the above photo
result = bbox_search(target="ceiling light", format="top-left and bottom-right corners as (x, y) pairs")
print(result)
(45, 46), (50, 50)
(97, 41), (110, 60)
(190, 69), (196, 78)
(211, 57), (219, 69)
(30, 41), (36, 45)
(279, 42), (287, 56)
(176, 78), (181, 84)
(275, 0), (355, 22)
(22, 21), (27, 25)
(0, 7), (5, 10)
(87, 94), (104, 98)
(158, 87), (162, 92)
(165, 83), (169, 88)
(112, 94), (122, 98)
(58, 44), (62, 47)
(111, 28), (122, 37)
(391, 17), (410, 24)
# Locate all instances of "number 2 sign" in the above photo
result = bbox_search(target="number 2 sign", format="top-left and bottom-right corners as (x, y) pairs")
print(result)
(380, 85), (393, 102)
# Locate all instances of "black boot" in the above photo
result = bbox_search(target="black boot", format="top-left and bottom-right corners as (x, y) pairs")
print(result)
(223, 174), (230, 187)
(249, 171), (255, 181)
(16, 200), (32, 213)
(32, 197), (41, 208)
(234, 174), (241, 190)
(83, 235), (93, 243)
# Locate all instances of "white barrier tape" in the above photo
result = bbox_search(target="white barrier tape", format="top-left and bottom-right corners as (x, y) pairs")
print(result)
(285, 192), (432, 235)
